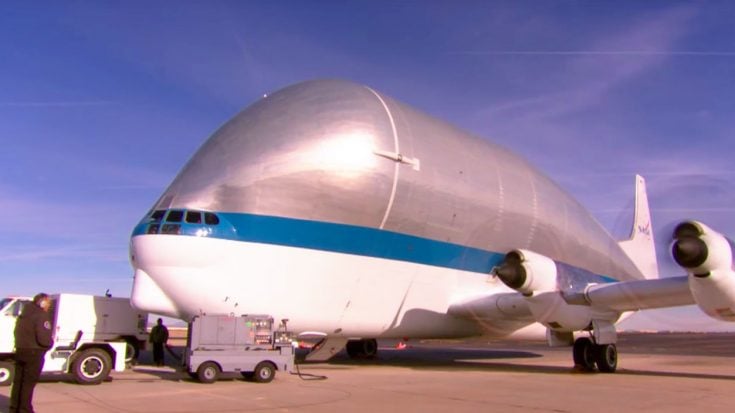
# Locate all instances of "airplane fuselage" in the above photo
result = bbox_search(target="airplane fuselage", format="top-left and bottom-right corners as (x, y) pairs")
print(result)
(129, 80), (644, 339)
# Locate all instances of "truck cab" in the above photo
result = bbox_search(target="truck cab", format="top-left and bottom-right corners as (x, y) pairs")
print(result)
(0, 297), (31, 354)
(0, 297), (31, 386)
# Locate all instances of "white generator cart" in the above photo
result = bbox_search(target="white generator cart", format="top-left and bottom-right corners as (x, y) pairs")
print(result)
(184, 314), (295, 384)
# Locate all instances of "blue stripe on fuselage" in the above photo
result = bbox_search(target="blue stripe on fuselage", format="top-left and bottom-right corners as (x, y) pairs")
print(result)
(222, 213), (506, 274)
(132, 211), (617, 283)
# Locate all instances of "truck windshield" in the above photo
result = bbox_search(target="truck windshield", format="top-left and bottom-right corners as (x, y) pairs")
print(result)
(2, 299), (28, 316)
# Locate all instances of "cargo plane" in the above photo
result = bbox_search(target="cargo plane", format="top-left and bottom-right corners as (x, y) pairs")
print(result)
(129, 80), (735, 371)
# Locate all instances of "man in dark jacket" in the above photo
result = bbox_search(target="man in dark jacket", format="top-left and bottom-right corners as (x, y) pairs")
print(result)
(149, 318), (169, 366)
(10, 293), (54, 413)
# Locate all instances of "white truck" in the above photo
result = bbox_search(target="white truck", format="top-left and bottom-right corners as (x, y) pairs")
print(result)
(0, 293), (148, 385)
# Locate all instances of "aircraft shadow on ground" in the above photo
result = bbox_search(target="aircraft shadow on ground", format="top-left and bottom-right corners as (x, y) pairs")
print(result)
(321, 347), (735, 381)
(323, 346), (541, 370)
(128, 345), (735, 383)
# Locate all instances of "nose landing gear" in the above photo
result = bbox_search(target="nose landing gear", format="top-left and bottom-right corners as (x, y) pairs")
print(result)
(345, 338), (378, 359)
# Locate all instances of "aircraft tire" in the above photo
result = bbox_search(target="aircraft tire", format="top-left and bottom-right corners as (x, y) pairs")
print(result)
(572, 337), (596, 371)
(346, 339), (378, 359)
(362, 339), (378, 358)
(345, 340), (361, 358)
(595, 343), (618, 373)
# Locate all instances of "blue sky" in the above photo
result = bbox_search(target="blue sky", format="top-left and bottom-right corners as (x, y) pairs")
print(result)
(1, 1), (734, 331)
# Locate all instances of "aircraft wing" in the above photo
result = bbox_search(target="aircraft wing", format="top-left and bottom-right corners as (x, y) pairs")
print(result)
(567, 276), (694, 311)
(449, 276), (695, 325)
(453, 219), (735, 347)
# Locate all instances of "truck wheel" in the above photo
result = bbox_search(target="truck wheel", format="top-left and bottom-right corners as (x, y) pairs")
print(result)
(197, 361), (219, 384)
(253, 361), (276, 383)
(72, 348), (112, 385)
(0, 361), (14, 386)
(123, 337), (140, 364)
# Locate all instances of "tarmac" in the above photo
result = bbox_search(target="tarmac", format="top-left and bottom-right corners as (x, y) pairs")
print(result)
(1, 332), (734, 413)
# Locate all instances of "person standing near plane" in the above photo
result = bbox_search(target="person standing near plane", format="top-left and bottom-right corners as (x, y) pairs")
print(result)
(149, 318), (169, 366)
(10, 293), (54, 413)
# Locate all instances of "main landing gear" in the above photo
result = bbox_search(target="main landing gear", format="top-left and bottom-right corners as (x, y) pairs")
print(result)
(572, 337), (617, 373)
(345, 339), (378, 359)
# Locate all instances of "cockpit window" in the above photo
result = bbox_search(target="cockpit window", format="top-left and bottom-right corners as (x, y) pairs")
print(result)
(166, 210), (184, 222)
(139, 209), (221, 236)
(204, 212), (220, 225)
(186, 211), (202, 224)
(161, 224), (181, 234)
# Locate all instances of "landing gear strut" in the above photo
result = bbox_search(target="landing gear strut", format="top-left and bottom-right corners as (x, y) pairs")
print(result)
(572, 337), (617, 373)
(345, 339), (378, 359)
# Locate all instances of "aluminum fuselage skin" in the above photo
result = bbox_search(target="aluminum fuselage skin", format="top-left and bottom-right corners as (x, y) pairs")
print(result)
(130, 80), (643, 339)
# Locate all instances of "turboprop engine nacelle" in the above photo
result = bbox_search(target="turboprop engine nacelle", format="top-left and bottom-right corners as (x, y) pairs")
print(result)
(494, 249), (601, 332)
(494, 249), (557, 296)
(672, 221), (735, 321)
